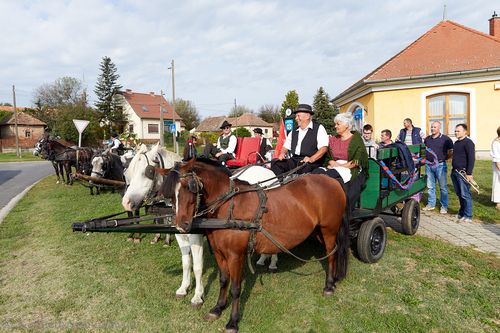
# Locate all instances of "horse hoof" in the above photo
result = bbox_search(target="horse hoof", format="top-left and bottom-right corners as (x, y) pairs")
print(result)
(162, 243), (171, 248)
(204, 312), (220, 321)
(224, 328), (238, 333)
(323, 287), (336, 296)
(176, 293), (187, 299)
(268, 268), (278, 273)
(133, 238), (141, 244)
(126, 238), (133, 242)
(191, 302), (203, 309)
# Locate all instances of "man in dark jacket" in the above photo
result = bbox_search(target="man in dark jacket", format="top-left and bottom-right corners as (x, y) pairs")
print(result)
(253, 128), (273, 162)
(271, 104), (328, 175)
(202, 120), (237, 164)
(397, 118), (425, 145)
(451, 123), (475, 223)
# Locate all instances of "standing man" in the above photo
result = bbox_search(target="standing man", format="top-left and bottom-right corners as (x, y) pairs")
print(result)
(202, 120), (237, 164)
(271, 104), (328, 175)
(451, 123), (475, 222)
(422, 121), (454, 213)
(397, 118), (425, 145)
(362, 124), (378, 158)
(253, 128), (273, 162)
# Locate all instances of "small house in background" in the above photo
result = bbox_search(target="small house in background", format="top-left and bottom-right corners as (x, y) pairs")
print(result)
(195, 113), (274, 138)
(0, 107), (46, 152)
(114, 89), (185, 143)
(333, 14), (500, 157)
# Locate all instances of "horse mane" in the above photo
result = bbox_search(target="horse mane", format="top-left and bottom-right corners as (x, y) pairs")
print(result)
(193, 158), (232, 176)
(124, 144), (148, 180)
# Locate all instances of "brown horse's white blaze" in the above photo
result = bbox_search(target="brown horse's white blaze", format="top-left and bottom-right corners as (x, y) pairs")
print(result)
(162, 159), (350, 332)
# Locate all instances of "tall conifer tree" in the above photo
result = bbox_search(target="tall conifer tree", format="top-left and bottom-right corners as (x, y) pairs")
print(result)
(312, 86), (336, 135)
(94, 56), (123, 131)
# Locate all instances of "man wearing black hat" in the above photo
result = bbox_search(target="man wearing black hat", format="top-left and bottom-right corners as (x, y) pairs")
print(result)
(253, 128), (273, 162)
(271, 104), (329, 175)
(202, 120), (237, 163)
(109, 132), (124, 155)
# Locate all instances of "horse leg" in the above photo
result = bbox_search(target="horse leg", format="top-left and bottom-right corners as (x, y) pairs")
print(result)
(256, 254), (269, 266)
(268, 254), (278, 272)
(323, 236), (337, 296)
(224, 255), (245, 333)
(163, 234), (172, 247)
(150, 218), (162, 244)
(52, 162), (60, 184)
(174, 234), (192, 298)
(189, 234), (204, 308)
(205, 255), (230, 321)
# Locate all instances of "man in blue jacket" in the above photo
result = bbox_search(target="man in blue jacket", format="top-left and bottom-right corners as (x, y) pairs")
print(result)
(397, 118), (425, 145)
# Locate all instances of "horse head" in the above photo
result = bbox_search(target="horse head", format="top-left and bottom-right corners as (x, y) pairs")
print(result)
(91, 154), (107, 178)
(161, 158), (230, 233)
(121, 143), (181, 211)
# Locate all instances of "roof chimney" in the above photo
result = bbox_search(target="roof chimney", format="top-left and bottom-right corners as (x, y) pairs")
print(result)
(489, 11), (500, 38)
(150, 91), (155, 96)
(125, 89), (132, 94)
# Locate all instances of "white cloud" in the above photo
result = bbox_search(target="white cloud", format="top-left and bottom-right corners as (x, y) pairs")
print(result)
(0, 0), (497, 118)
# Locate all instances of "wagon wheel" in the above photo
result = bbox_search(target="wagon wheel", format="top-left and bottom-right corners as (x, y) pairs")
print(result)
(401, 199), (420, 235)
(356, 217), (387, 263)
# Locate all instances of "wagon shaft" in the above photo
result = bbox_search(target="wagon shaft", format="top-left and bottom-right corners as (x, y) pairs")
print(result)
(75, 173), (126, 187)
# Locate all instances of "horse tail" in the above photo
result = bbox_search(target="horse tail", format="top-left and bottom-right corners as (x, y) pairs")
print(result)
(333, 209), (350, 282)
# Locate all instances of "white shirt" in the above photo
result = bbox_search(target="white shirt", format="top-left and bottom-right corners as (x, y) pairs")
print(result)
(217, 133), (237, 155)
(110, 137), (121, 149)
(283, 121), (329, 156)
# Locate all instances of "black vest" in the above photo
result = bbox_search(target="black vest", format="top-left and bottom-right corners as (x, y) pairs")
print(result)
(291, 121), (325, 164)
(259, 138), (268, 158)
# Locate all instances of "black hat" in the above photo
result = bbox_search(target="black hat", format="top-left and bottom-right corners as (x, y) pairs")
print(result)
(253, 128), (263, 134)
(220, 120), (232, 129)
(293, 104), (314, 115)
(111, 132), (118, 138)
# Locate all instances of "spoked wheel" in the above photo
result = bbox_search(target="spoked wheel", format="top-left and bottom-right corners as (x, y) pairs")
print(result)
(356, 217), (387, 263)
(401, 199), (420, 235)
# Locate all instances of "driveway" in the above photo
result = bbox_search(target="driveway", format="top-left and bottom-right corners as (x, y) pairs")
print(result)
(0, 161), (54, 220)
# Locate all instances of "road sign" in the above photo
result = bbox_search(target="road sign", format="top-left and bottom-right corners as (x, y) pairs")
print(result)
(72, 119), (90, 147)
(73, 119), (89, 134)
(170, 124), (176, 132)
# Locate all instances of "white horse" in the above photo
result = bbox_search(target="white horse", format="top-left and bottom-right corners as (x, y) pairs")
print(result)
(121, 143), (205, 307)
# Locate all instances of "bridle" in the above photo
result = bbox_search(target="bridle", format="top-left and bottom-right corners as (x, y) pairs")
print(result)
(171, 168), (205, 217)
(141, 151), (166, 204)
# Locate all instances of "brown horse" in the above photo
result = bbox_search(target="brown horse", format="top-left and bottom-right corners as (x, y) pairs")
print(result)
(161, 159), (350, 332)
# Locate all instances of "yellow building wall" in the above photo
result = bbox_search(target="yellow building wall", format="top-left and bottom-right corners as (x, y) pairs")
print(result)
(341, 80), (500, 154)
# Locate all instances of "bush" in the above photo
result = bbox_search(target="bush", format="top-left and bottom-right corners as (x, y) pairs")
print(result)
(234, 127), (251, 137)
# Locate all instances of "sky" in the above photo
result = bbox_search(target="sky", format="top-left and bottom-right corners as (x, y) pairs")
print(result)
(0, 0), (497, 119)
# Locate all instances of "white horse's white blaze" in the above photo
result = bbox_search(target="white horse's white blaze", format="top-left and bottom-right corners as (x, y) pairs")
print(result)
(120, 143), (204, 305)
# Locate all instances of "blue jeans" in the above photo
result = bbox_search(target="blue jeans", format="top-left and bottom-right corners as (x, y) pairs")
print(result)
(425, 162), (449, 208)
(451, 170), (473, 218)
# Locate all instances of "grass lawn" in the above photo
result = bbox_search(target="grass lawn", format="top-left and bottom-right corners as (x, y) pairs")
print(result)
(0, 152), (42, 162)
(421, 160), (500, 223)
(0, 176), (498, 332)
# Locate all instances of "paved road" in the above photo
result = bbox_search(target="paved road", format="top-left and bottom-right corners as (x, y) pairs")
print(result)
(0, 161), (54, 210)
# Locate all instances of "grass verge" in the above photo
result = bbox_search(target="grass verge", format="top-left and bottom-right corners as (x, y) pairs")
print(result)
(0, 152), (42, 162)
(0, 176), (498, 332)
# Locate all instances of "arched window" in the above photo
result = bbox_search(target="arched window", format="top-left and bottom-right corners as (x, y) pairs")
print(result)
(426, 93), (469, 138)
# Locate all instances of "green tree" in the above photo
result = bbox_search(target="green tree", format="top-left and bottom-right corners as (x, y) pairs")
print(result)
(94, 56), (124, 131)
(279, 90), (299, 119)
(173, 99), (200, 130)
(229, 105), (252, 118)
(53, 104), (101, 145)
(313, 86), (336, 135)
(258, 104), (281, 124)
(234, 127), (251, 137)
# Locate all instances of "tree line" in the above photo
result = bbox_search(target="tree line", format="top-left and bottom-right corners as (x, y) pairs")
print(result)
(19, 56), (338, 146)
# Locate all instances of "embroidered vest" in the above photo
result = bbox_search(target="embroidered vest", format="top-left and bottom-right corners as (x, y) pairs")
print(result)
(219, 134), (234, 150)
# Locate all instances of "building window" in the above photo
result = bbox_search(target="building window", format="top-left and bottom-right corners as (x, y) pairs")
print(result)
(427, 93), (469, 137)
(148, 124), (159, 134)
(25, 129), (31, 138)
(264, 129), (268, 134)
(128, 124), (134, 133)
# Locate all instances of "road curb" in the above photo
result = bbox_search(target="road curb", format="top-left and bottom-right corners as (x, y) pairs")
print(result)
(0, 179), (43, 224)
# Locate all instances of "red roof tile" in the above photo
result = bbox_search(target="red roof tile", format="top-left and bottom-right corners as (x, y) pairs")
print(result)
(335, 20), (500, 101)
(120, 90), (181, 120)
(196, 113), (273, 132)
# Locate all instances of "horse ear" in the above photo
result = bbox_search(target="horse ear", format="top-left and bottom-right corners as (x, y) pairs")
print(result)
(185, 158), (195, 170)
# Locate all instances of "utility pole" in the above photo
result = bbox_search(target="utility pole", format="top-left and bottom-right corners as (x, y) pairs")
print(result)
(160, 90), (165, 147)
(12, 85), (21, 158)
(234, 98), (237, 109)
(169, 59), (177, 153)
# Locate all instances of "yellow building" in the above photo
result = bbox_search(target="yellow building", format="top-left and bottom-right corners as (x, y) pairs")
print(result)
(332, 15), (500, 157)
